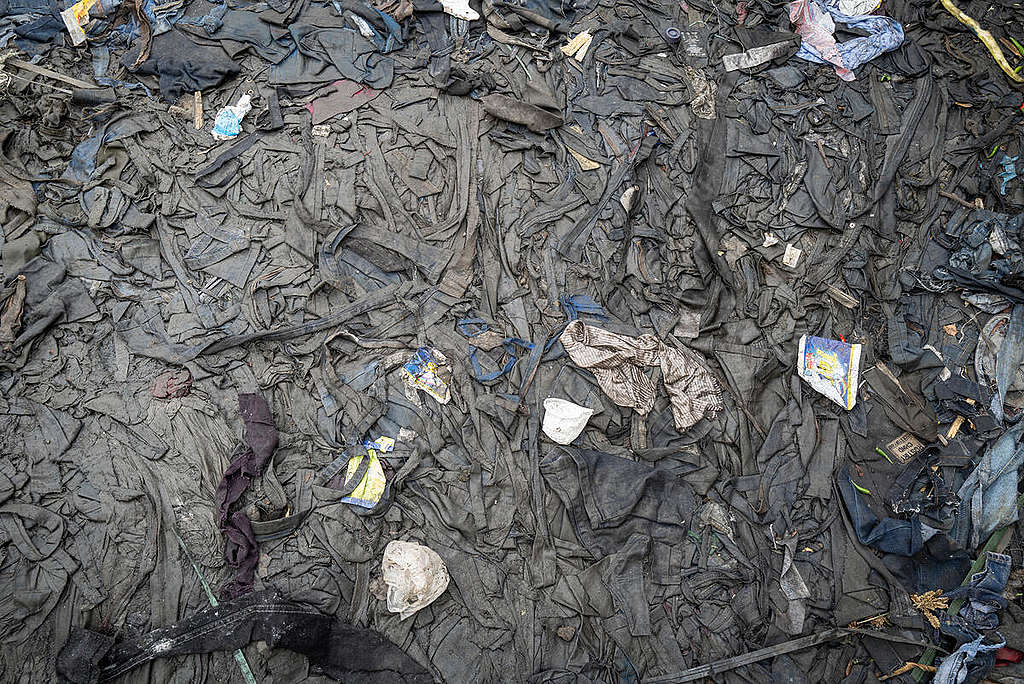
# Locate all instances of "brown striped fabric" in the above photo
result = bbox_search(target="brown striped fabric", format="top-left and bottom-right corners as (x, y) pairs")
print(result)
(560, 320), (723, 431)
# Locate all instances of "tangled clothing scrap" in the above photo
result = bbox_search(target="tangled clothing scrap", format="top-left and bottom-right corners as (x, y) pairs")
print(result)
(560, 320), (724, 431)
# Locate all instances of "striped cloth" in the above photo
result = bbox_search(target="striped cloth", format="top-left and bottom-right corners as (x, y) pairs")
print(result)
(560, 320), (723, 431)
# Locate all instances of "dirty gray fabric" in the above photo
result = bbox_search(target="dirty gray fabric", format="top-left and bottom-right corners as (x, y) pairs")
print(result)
(2, 0), (1024, 681)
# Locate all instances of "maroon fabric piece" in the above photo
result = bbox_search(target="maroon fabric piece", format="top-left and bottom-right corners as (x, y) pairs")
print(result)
(215, 393), (278, 598)
(151, 368), (192, 398)
(996, 646), (1024, 665)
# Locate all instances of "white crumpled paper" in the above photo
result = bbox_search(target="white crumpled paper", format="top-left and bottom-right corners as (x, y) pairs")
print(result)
(382, 540), (450, 620)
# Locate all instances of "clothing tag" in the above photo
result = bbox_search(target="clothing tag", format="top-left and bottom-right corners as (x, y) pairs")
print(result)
(682, 31), (706, 60)
(886, 432), (924, 464)
(783, 243), (802, 268)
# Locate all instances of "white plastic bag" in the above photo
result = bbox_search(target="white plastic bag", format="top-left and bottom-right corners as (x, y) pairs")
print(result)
(838, 0), (880, 14)
(381, 540), (449, 620)
(439, 0), (479, 20)
(542, 398), (593, 444)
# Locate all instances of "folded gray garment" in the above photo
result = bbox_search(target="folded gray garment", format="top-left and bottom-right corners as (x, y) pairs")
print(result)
(480, 94), (563, 132)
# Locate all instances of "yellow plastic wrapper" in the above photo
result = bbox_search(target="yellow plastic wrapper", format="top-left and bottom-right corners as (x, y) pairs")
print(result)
(60, 0), (100, 46)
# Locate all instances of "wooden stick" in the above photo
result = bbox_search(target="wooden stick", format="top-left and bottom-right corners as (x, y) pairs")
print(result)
(939, 189), (980, 210)
(193, 91), (202, 130)
(6, 57), (97, 89)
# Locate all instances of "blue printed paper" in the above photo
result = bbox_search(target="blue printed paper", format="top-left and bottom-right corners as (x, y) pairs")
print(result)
(797, 335), (862, 410)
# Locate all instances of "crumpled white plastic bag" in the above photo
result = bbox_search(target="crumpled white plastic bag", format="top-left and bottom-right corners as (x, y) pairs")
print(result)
(381, 540), (450, 620)
(542, 398), (593, 444)
(439, 0), (478, 20)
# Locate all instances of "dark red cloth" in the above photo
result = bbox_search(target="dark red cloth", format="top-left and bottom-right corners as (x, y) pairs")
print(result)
(215, 394), (278, 598)
(996, 646), (1024, 666)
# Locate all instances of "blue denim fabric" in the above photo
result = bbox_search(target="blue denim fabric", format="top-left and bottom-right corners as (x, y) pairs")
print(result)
(944, 552), (1011, 632)
(989, 305), (1024, 423)
(933, 633), (1004, 684)
(839, 466), (923, 556)
(953, 421), (1024, 550)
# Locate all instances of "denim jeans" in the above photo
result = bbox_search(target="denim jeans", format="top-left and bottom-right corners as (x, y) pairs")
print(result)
(944, 552), (1011, 632)
(952, 421), (1024, 550)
